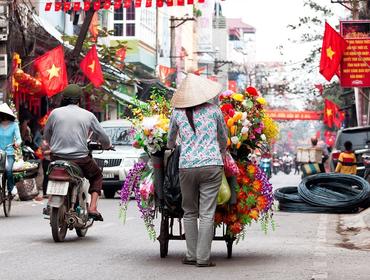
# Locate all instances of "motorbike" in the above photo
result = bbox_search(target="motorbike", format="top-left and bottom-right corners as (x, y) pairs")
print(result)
(283, 159), (292, 175)
(260, 157), (272, 178)
(45, 142), (112, 242)
(272, 159), (280, 175)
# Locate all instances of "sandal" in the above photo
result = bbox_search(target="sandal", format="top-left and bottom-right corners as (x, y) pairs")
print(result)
(196, 262), (216, 267)
(182, 257), (196, 265)
(88, 211), (104, 221)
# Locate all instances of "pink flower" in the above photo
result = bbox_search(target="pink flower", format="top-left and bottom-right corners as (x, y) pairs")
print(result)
(249, 134), (256, 140)
(139, 178), (154, 200)
(254, 127), (262, 134)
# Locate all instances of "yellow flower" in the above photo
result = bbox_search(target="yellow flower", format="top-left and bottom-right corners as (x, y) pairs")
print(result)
(262, 114), (279, 142)
(256, 97), (267, 106)
(232, 93), (245, 102)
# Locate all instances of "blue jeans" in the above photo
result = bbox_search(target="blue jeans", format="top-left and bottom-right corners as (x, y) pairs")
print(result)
(5, 155), (15, 192)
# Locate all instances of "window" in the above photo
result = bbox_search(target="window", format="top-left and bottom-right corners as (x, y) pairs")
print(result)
(113, 1), (136, 37)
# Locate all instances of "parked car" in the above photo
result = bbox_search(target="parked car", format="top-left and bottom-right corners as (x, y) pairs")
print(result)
(92, 120), (148, 198)
(329, 126), (370, 177)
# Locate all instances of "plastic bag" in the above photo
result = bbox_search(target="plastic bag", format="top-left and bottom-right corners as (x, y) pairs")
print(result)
(217, 173), (231, 205)
(223, 151), (239, 177)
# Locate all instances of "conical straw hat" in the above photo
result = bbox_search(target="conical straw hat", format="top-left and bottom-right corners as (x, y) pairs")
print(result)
(0, 103), (16, 119)
(171, 73), (223, 108)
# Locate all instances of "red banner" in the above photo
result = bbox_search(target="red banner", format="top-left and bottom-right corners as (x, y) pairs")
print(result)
(45, 0), (205, 11)
(228, 80), (237, 92)
(266, 111), (322, 121)
(340, 20), (370, 87)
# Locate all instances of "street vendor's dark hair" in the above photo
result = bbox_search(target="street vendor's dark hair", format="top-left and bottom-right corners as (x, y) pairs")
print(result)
(185, 107), (196, 134)
(61, 97), (80, 107)
(344, 141), (352, 151)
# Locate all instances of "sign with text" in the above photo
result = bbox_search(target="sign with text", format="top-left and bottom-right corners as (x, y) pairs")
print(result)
(266, 111), (321, 121)
(340, 20), (370, 87)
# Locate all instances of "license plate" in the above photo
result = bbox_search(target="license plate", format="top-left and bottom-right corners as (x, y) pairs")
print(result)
(103, 173), (114, 179)
(47, 181), (69, 195)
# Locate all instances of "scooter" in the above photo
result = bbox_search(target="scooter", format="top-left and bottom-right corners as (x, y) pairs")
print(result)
(272, 159), (280, 175)
(260, 157), (272, 178)
(45, 142), (112, 242)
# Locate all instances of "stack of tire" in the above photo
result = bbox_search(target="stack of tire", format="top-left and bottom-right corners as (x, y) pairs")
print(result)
(274, 173), (370, 213)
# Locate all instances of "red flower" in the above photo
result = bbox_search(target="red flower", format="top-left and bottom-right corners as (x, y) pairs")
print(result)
(230, 222), (242, 235)
(246, 86), (259, 96)
(221, 104), (234, 114)
(214, 212), (223, 224)
(237, 191), (247, 201)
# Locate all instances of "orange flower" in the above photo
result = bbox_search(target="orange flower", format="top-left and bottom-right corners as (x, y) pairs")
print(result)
(242, 176), (250, 186)
(230, 222), (242, 235)
(247, 164), (256, 175)
(214, 212), (223, 224)
(252, 180), (262, 192)
(256, 196), (267, 210)
(249, 209), (259, 220)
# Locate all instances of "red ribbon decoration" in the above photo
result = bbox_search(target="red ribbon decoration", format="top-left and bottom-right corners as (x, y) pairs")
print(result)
(104, 0), (111, 9)
(157, 0), (164, 7)
(114, 0), (123, 9)
(55, 2), (62, 11)
(73, 2), (81, 11)
(45, 2), (52, 11)
(146, 0), (152, 7)
(124, 0), (131, 8)
(93, 1), (100, 10)
(135, 0), (142, 7)
(84, 1), (91, 11)
(63, 2), (71, 11)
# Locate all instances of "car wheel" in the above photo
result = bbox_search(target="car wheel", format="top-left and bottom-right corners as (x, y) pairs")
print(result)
(104, 189), (116, 199)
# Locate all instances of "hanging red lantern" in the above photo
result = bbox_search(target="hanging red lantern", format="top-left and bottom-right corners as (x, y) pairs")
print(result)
(55, 2), (62, 11)
(146, 0), (152, 7)
(177, 0), (185, 5)
(73, 2), (81, 11)
(84, 1), (91, 11)
(157, 0), (164, 7)
(63, 2), (71, 11)
(104, 0), (111, 9)
(114, 0), (123, 9)
(135, 0), (142, 7)
(167, 0), (173, 6)
(93, 1), (100, 10)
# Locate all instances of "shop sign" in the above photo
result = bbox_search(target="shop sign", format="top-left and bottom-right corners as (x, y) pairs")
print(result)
(340, 20), (370, 88)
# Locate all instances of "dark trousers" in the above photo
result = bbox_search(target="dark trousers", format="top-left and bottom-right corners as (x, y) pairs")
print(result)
(51, 155), (103, 195)
(42, 159), (50, 196)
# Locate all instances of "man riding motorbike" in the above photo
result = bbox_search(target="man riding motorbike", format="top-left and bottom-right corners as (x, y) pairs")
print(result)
(44, 84), (111, 221)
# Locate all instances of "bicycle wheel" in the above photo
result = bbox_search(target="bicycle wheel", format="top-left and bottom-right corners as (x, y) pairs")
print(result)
(159, 214), (169, 258)
(1, 174), (11, 217)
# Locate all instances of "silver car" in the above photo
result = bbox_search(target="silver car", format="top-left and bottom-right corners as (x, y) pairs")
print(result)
(93, 119), (147, 198)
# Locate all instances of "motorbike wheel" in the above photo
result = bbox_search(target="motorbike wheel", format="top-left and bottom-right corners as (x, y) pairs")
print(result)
(51, 205), (68, 242)
(76, 228), (88, 237)
(2, 176), (11, 217)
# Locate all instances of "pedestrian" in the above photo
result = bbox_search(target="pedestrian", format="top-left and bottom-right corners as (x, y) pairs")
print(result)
(294, 155), (300, 175)
(167, 74), (228, 267)
(0, 103), (22, 195)
(335, 141), (357, 175)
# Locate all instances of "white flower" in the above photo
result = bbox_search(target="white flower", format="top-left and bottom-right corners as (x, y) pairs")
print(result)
(242, 119), (251, 127)
(261, 134), (266, 141)
(241, 127), (249, 134)
(142, 116), (159, 130)
(231, 136), (239, 144)
(241, 112), (248, 121)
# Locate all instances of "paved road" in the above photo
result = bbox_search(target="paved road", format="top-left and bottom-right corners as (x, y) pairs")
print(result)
(1, 172), (370, 280)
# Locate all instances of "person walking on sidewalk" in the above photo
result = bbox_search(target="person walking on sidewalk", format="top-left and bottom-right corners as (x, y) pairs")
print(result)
(335, 141), (357, 175)
(44, 84), (111, 221)
(167, 74), (228, 267)
(0, 103), (22, 195)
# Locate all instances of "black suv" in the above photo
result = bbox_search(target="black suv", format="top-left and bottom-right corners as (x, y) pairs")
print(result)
(329, 126), (370, 177)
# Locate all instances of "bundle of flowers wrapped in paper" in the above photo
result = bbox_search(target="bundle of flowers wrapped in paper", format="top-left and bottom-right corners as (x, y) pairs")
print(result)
(131, 91), (171, 155)
(216, 86), (278, 239)
(119, 162), (157, 240)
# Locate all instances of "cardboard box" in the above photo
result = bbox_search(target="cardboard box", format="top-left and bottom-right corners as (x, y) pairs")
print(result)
(297, 147), (323, 163)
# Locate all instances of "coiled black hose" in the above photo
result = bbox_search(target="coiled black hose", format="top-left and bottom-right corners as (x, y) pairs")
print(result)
(298, 173), (370, 209)
(274, 173), (370, 213)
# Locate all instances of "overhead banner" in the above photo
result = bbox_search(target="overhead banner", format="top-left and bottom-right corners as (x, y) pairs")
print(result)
(45, 0), (206, 11)
(266, 111), (322, 121)
(340, 20), (370, 88)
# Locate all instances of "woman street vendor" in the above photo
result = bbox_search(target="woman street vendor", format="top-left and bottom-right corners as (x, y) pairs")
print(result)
(167, 73), (228, 267)
(0, 103), (22, 195)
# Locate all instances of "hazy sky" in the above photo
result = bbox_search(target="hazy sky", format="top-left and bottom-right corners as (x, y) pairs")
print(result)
(222, 0), (349, 62)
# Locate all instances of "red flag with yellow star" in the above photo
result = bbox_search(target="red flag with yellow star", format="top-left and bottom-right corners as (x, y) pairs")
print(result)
(80, 45), (104, 87)
(34, 45), (68, 97)
(323, 99), (339, 128)
(319, 22), (348, 82)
